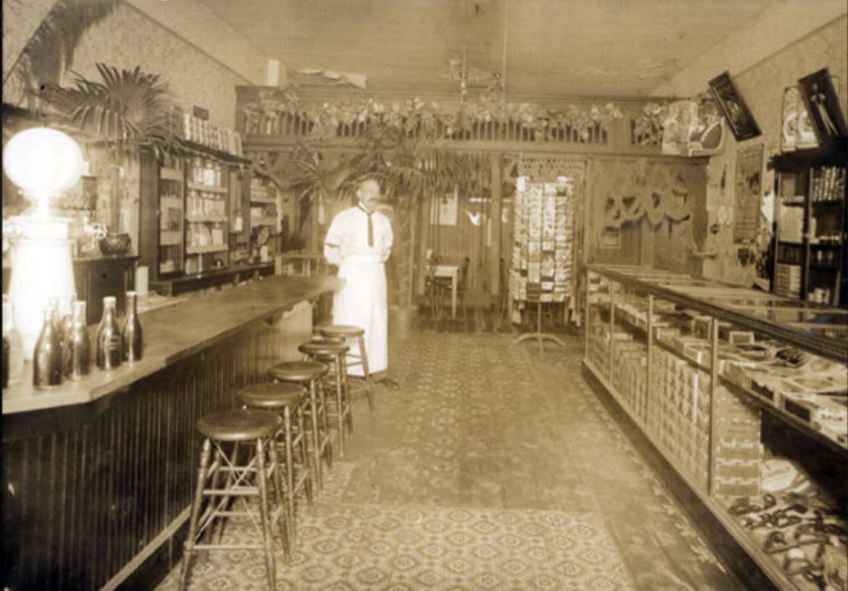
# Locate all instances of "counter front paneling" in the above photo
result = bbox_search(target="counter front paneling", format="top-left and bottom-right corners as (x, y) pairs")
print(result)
(1, 275), (340, 590)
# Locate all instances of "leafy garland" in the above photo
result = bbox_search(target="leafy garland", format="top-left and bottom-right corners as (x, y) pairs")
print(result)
(244, 87), (624, 141)
(631, 96), (721, 146)
(632, 102), (668, 145)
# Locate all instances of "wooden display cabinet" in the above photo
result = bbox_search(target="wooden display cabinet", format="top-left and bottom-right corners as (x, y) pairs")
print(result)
(139, 143), (258, 295)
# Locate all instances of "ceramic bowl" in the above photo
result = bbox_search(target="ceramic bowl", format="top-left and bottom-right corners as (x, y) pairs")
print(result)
(99, 233), (131, 256)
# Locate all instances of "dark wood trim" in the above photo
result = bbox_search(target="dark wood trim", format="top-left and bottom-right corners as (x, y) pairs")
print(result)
(149, 262), (275, 296)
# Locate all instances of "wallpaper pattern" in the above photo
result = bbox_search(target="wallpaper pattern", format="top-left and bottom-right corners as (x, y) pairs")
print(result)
(1, 0), (56, 83)
(3, 3), (251, 128)
(700, 16), (848, 286)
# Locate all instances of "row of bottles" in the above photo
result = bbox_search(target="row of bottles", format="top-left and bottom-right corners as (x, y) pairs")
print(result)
(187, 189), (227, 217)
(190, 157), (223, 188)
(1, 292), (143, 391)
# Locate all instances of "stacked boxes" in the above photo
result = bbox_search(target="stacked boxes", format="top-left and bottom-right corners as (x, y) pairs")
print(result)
(774, 263), (802, 298)
(651, 348), (712, 489)
(181, 111), (244, 157)
(712, 386), (763, 498)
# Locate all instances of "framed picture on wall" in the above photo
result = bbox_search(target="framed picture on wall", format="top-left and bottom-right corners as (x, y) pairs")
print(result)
(708, 71), (761, 141)
(782, 85), (819, 151)
(798, 68), (848, 143)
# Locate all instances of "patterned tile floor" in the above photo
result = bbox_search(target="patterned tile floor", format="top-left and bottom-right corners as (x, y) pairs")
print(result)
(158, 331), (743, 590)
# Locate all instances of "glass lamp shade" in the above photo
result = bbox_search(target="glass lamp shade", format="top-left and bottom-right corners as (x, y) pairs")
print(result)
(3, 127), (83, 215)
(3, 127), (82, 360)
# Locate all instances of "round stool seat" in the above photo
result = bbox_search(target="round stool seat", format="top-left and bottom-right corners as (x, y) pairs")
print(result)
(299, 340), (349, 357)
(237, 382), (306, 410)
(269, 360), (328, 383)
(321, 325), (364, 338)
(310, 335), (345, 346)
(197, 408), (281, 442)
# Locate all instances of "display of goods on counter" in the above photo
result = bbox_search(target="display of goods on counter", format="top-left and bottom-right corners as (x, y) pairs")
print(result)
(604, 291), (848, 450)
(723, 457), (847, 591)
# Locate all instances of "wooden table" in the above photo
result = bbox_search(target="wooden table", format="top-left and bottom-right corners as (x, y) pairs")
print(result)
(434, 264), (459, 319)
(2, 275), (340, 590)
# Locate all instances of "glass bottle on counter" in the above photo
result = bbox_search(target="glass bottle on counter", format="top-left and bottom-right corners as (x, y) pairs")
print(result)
(96, 296), (123, 370)
(2, 332), (8, 389)
(33, 303), (63, 389)
(122, 291), (143, 363)
(62, 294), (76, 376)
(2, 296), (25, 386)
(68, 301), (91, 380)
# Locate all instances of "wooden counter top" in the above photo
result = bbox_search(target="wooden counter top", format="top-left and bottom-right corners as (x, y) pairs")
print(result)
(1, 275), (341, 415)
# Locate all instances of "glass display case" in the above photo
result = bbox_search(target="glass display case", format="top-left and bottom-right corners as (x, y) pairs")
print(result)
(584, 264), (847, 591)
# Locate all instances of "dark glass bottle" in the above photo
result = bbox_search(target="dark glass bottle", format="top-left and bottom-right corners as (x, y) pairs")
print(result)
(2, 334), (8, 389)
(68, 301), (91, 380)
(122, 291), (143, 363)
(62, 295), (76, 376)
(33, 305), (63, 389)
(96, 296), (122, 370)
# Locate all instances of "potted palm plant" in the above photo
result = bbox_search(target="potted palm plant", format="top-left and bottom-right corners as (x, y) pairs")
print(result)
(37, 63), (179, 251)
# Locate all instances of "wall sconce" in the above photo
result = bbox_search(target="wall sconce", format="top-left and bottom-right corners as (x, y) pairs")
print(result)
(3, 127), (83, 360)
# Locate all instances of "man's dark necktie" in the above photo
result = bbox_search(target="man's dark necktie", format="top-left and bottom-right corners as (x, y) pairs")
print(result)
(358, 205), (374, 246)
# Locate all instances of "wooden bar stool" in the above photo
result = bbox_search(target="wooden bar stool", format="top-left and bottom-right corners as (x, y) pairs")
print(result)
(236, 382), (314, 550)
(179, 408), (284, 591)
(320, 325), (375, 410)
(268, 360), (332, 491)
(299, 337), (353, 458)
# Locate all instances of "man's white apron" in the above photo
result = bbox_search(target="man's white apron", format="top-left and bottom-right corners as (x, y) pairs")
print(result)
(333, 252), (387, 376)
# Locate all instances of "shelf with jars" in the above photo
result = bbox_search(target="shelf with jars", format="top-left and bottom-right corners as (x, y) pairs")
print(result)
(584, 264), (847, 591)
(182, 155), (232, 276)
(157, 156), (185, 276)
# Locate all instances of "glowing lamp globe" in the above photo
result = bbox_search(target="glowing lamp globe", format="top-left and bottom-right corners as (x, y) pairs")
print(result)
(4, 127), (83, 215)
(3, 127), (83, 360)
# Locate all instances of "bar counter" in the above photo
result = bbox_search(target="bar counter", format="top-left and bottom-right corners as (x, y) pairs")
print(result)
(1, 275), (340, 590)
(3, 274), (340, 414)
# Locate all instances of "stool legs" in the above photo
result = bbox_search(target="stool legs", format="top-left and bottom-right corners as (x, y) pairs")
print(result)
(356, 335), (375, 411)
(298, 404), (315, 504)
(307, 379), (324, 491)
(179, 439), (212, 590)
(255, 439), (276, 589)
(265, 435), (290, 559)
(318, 379), (333, 469)
(179, 436), (280, 591)
(282, 406), (296, 546)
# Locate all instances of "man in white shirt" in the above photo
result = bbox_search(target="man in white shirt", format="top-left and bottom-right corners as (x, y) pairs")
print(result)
(323, 178), (394, 376)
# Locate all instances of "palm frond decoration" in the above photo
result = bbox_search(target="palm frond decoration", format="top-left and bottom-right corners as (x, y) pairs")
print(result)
(38, 63), (179, 158)
(349, 122), (487, 207)
(10, 0), (121, 89)
(286, 142), (355, 232)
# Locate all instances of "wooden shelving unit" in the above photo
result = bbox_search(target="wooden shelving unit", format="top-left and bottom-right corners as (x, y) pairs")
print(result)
(140, 140), (255, 288)
(771, 143), (847, 306)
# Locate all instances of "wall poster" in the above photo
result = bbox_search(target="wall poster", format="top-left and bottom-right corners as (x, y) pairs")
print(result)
(430, 192), (458, 226)
(733, 144), (764, 244)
